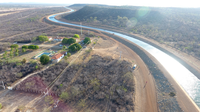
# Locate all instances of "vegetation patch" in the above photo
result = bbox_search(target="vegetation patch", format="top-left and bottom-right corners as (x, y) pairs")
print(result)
(52, 55), (134, 111)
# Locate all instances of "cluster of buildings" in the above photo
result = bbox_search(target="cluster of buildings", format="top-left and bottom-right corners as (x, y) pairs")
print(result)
(48, 36), (79, 42)
(47, 36), (81, 63)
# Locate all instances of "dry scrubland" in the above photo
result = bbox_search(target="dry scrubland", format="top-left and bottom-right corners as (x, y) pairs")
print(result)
(63, 5), (200, 59)
(15, 54), (134, 112)
(0, 4), (192, 112)
(0, 10), (136, 111)
(0, 6), (67, 52)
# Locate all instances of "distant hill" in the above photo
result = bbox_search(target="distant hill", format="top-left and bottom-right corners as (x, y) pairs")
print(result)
(65, 6), (164, 23)
(63, 5), (200, 59)
(68, 4), (109, 10)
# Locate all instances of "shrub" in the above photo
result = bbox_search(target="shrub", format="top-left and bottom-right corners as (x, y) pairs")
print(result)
(73, 34), (80, 38)
(84, 37), (91, 44)
(59, 92), (69, 100)
(22, 45), (28, 49)
(18, 105), (25, 111)
(28, 45), (35, 49)
(35, 45), (39, 49)
(22, 48), (26, 53)
(78, 99), (86, 108)
(16, 62), (22, 66)
(169, 92), (176, 97)
(28, 45), (39, 50)
(64, 56), (68, 60)
(16, 73), (23, 78)
(38, 35), (48, 42)
(67, 53), (71, 57)
(62, 45), (66, 50)
(22, 58), (26, 63)
(0, 103), (2, 109)
(10, 44), (19, 48)
(35, 65), (38, 69)
(40, 55), (49, 65)
(45, 96), (54, 105)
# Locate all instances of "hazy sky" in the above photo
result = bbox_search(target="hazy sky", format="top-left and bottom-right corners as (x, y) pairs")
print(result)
(1, 0), (199, 8)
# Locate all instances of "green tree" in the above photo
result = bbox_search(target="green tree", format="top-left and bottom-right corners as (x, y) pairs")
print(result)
(4, 51), (7, 55)
(62, 45), (66, 50)
(22, 48), (26, 53)
(11, 47), (14, 52)
(67, 38), (76, 44)
(38, 35), (48, 42)
(28, 45), (35, 49)
(84, 37), (91, 44)
(68, 43), (82, 52)
(40, 55), (49, 65)
(10, 44), (18, 48)
(22, 45), (28, 49)
(73, 34), (80, 38)
(62, 38), (68, 44)
(15, 52), (18, 56)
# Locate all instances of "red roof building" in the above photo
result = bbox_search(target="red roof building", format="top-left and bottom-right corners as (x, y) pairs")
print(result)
(51, 53), (64, 63)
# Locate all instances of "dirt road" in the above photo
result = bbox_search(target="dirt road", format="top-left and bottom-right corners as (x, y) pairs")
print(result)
(94, 35), (158, 112)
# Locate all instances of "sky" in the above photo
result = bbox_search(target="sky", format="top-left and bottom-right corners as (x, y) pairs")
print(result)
(0, 0), (200, 8)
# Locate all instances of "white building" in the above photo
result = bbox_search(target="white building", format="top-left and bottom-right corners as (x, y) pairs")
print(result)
(51, 53), (64, 63)
(48, 37), (52, 41)
(53, 36), (64, 42)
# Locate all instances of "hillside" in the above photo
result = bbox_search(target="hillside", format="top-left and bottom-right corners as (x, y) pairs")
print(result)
(65, 6), (164, 23)
(63, 5), (200, 59)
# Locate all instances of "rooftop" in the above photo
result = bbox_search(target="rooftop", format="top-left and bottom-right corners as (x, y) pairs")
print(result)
(51, 53), (63, 60)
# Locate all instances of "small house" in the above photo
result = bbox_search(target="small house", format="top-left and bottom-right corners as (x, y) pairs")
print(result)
(53, 36), (64, 42)
(48, 37), (52, 41)
(51, 53), (64, 63)
(61, 51), (67, 55)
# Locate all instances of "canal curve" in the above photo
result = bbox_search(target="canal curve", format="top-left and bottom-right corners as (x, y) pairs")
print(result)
(48, 7), (200, 108)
